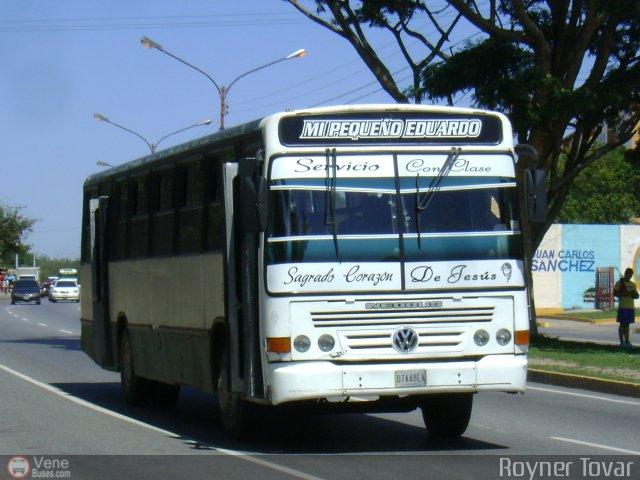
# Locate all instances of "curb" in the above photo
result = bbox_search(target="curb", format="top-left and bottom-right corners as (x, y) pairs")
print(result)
(538, 314), (616, 325)
(528, 369), (640, 399)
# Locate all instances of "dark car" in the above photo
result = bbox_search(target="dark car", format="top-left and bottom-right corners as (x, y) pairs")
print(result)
(40, 277), (58, 297)
(11, 279), (42, 305)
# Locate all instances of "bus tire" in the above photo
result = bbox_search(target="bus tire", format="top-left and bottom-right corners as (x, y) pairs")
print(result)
(216, 351), (255, 439)
(420, 393), (473, 438)
(120, 328), (151, 406)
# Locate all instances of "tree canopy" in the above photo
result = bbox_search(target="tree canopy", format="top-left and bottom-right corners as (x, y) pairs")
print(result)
(287, 0), (640, 250)
(557, 147), (640, 224)
(0, 205), (35, 267)
(36, 255), (81, 282)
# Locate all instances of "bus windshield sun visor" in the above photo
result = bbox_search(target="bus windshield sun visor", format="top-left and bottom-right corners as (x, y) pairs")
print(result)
(415, 147), (461, 248)
(325, 148), (341, 263)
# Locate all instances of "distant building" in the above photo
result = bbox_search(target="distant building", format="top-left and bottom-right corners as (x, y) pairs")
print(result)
(533, 224), (640, 310)
(596, 117), (640, 148)
(10, 266), (41, 281)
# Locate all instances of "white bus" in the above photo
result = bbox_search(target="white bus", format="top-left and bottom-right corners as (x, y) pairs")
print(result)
(81, 104), (545, 438)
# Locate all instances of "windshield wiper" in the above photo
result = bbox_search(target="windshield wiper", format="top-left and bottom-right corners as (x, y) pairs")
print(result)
(325, 148), (341, 263)
(415, 147), (461, 248)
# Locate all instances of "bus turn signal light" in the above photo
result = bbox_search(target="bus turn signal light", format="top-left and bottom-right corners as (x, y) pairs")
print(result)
(267, 337), (291, 353)
(515, 330), (529, 346)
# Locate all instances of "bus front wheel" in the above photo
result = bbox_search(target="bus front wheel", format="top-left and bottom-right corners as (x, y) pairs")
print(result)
(216, 352), (255, 439)
(420, 393), (473, 438)
(120, 329), (151, 405)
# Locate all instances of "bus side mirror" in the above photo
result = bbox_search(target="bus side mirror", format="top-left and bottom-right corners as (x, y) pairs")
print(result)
(525, 169), (547, 224)
(238, 156), (266, 233)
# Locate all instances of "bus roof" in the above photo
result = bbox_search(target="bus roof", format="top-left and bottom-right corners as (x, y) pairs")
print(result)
(85, 116), (264, 188)
(85, 104), (509, 188)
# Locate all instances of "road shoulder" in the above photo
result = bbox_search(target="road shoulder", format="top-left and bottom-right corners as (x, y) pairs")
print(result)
(529, 368), (640, 398)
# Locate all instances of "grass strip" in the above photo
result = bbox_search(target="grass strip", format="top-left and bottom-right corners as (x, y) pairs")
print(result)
(529, 335), (640, 384)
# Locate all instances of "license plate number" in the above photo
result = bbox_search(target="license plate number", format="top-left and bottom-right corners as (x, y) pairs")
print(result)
(395, 369), (426, 387)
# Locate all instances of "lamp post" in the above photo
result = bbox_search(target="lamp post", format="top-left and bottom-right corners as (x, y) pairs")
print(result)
(140, 36), (305, 130)
(93, 113), (212, 153)
(96, 160), (115, 168)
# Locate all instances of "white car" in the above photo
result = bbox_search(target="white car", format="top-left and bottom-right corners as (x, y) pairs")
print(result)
(49, 279), (80, 303)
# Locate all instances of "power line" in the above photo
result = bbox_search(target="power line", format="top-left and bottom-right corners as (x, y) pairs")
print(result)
(235, 15), (483, 112)
(234, 21), (438, 113)
(0, 12), (303, 23)
(0, 13), (307, 33)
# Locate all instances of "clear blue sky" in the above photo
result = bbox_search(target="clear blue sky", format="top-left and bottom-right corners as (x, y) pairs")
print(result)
(0, 0), (406, 259)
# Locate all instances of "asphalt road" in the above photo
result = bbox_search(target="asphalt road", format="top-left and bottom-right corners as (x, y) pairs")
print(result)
(1, 297), (639, 479)
(538, 317), (640, 346)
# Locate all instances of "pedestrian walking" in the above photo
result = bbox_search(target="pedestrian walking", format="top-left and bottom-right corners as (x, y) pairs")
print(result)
(613, 267), (638, 349)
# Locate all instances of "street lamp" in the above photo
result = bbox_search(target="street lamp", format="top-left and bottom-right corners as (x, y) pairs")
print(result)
(93, 113), (212, 153)
(96, 160), (115, 168)
(140, 36), (306, 129)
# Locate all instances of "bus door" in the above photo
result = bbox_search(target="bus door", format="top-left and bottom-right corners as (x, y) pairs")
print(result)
(222, 160), (264, 399)
(89, 196), (114, 368)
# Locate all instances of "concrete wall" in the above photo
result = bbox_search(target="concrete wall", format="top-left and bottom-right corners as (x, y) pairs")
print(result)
(533, 224), (640, 309)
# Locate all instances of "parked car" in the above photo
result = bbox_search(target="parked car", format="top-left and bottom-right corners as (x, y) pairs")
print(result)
(49, 279), (80, 303)
(11, 279), (42, 305)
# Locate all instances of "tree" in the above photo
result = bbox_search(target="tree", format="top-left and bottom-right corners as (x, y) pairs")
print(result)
(557, 147), (640, 224)
(36, 255), (81, 282)
(0, 205), (35, 267)
(287, 0), (640, 252)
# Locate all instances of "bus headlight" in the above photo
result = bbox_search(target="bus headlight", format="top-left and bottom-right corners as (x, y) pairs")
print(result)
(496, 329), (512, 346)
(474, 329), (490, 347)
(294, 335), (311, 353)
(318, 334), (335, 352)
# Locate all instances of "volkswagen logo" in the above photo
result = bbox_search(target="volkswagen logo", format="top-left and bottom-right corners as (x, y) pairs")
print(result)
(392, 326), (419, 353)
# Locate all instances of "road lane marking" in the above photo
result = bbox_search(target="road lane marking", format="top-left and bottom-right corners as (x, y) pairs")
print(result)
(38, 322), (48, 327)
(0, 362), (175, 435)
(528, 385), (640, 406)
(212, 447), (326, 480)
(551, 437), (640, 455)
(59, 329), (74, 335)
(21, 318), (29, 322)
(0, 362), (326, 480)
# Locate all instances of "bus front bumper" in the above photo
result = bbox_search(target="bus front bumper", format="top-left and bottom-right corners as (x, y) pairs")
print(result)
(267, 354), (527, 406)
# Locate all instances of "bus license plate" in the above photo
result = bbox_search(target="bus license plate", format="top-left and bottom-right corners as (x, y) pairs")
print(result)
(395, 370), (426, 388)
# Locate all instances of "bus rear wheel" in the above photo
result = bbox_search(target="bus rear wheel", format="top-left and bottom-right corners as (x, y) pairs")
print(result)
(420, 393), (473, 438)
(120, 328), (151, 406)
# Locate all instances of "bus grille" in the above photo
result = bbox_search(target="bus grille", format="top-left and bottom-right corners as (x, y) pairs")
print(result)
(310, 306), (494, 328)
(310, 306), (495, 355)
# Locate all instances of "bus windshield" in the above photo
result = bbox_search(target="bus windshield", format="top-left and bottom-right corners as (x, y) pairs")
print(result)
(267, 154), (522, 267)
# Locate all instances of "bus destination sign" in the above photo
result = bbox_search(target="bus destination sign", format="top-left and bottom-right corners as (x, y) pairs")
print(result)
(279, 112), (503, 146)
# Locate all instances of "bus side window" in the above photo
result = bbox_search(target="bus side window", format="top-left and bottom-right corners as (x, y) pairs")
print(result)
(111, 179), (128, 260)
(129, 175), (150, 258)
(205, 149), (233, 252)
(177, 160), (204, 253)
(151, 169), (175, 256)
